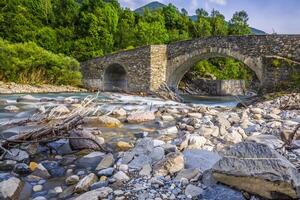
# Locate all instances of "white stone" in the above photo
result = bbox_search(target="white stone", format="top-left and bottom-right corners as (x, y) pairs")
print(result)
(113, 171), (130, 182)
(0, 177), (23, 199)
(33, 185), (43, 192)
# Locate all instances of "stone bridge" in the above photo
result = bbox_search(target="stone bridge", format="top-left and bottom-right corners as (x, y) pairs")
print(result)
(81, 35), (300, 92)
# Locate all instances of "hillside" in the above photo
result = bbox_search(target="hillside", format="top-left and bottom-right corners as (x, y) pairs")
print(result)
(135, 2), (266, 35)
(134, 1), (166, 14)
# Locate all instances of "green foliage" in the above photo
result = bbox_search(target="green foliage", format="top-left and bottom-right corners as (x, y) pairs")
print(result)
(0, 0), (254, 85)
(193, 57), (254, 81)
(229, 11), (251, 35)
(0, 38), (81, 85)
(272, 59), (281, 68)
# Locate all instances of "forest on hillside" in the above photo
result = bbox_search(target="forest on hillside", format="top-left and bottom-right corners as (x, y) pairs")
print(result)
(0, 0), (253, 85)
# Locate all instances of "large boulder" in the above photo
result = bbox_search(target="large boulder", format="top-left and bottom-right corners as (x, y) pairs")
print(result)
(183, 149), (221, 172)
(69, 130), (104, 151)
(200, 185), (245, 200)
(213, 142), (300, 199)
(246, 134), (284, 149)
(0, 177), (24, 200)
(127, 111), (155, 123)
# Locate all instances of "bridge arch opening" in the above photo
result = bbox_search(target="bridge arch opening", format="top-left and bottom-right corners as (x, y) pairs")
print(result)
(104, 63), (128, 92)
(168, 53), (261, 95)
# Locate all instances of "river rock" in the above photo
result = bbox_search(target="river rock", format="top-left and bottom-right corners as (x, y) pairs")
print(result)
(97, 167), (114, 176)
(116, 141), (133, 151)
(139, 164), (152, 176)
(40, 160), (65, 177)
(157, 126), (178, 135)
(187, 134), (207, 149)
(153, 152), (184, 176)
(75, 151), (105, 169)
(246, 134), (284, 149)
(150, 147), (165, 162)
(215, 114), (231, 129)
(74, 187), (113, 200)
(45, 139), (73, 155)
(0, 177), (24, 200)
(51, 105), (70, 114)
(69, 130), (104, 151)
(200, 185), (245, 200)
(161, 115), (175, 121)
(213, 142), (300, 199)
(185, 184), (203, 198)
(199, 126), (219, 137)
(183, 149), (221, 172)
(112, 107), (127, 117)
(66, 175), (80, 185)
(113, 171), (130, 182)
(250, 108), (264, 115)
(4, 148), (29, 162)
(17, 95), (39, 102)
(74, 173), (98, 193)
(84, 116), (122, 128)
(96, 153), (114, 170)
(33, 185), (43, 192)
(4, 105), (19, 112)
(0, 99), (7, 104)
(0, 160), (17, 171)
(31, 163), (51, 179)
(127, 111), (155, 123)
(13, 163), (30, 175)
(175, 168), (201, 181)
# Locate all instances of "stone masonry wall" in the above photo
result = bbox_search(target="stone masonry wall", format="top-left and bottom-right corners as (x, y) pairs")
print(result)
(82, 35), (300, 92)
(81, 46), (152, 92)
(150, 45), (167, 91)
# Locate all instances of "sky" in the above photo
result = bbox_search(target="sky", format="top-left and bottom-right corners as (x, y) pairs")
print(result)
(119, 0), (300, 34)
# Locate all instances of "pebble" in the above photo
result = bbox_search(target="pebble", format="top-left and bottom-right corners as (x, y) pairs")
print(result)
(33, 185), (43, 192)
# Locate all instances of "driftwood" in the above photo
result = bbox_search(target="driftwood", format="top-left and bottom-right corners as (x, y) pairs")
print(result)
(0, 93), (106, 153)
(278, 124), (300, 150)
(280, 93), (300, 110)
(155, 83), (183, 102)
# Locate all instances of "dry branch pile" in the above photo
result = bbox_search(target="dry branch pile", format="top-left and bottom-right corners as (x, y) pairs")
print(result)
(0, 93), (106, 157)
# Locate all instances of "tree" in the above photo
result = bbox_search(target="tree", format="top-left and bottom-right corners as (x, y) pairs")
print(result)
(229, 11), (251, 35)
(196, 8), (208, 18)
(193, 17), (212, 37)
(115, 9), (136, 49)
(181, 8), (188, 16)
(210, 9), (228, 36)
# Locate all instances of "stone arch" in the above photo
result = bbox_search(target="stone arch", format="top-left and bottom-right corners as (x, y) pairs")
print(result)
(103, 63), (128, 92)
(166, 48), (263, 88)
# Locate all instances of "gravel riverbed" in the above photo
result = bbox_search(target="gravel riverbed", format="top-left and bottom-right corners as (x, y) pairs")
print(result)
(0, 92), (299, 200)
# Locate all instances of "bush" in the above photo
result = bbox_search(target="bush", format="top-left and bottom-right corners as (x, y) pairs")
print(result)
(193, 57), (254, 81)
(0, 38), (81, 86)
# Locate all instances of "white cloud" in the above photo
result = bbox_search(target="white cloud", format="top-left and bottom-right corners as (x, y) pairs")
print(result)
(208, 0), (227, 6)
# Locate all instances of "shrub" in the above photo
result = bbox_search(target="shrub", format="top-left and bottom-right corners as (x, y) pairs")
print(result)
(0, 38), (81, 86)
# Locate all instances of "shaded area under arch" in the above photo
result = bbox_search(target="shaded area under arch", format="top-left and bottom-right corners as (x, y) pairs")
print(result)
(104, 63), (128, 92)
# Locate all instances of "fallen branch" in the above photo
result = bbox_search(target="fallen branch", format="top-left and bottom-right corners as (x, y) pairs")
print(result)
(0, 93), (106, 152)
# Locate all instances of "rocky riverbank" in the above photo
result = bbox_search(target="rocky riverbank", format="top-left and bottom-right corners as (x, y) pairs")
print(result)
(0, 82), (86, 94)
(0, 93), (299, 200)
